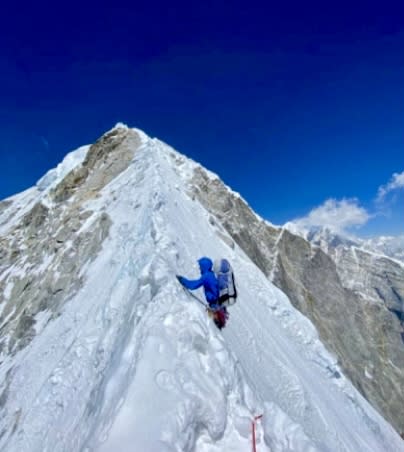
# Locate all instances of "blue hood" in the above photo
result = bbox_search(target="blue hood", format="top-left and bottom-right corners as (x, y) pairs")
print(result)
(198, 257), (213, 274)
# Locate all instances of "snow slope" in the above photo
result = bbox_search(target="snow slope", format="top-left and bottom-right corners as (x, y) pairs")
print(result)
(0, 127), (402, 451)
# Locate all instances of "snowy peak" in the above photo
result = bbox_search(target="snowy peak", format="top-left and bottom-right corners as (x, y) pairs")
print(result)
(362, 235), (404, 263)
(305, 226), (358, 252)
(48, 126), (143, 203)
(0, 126), (145, 236)
(285, 222), (404, 264)
(0, 126), (149, 354)
(0, 126), (403, 451)
(35, 143), (89, 192)
(284, 223), (359, 252)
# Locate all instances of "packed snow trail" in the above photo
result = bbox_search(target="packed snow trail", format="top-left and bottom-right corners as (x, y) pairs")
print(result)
(0, 126), (402, 451)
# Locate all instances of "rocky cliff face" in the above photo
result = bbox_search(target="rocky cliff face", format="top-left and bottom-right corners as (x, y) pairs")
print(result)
(332, 246), (404, 318)
(189, 167), (404, 434)
(0, 127), (142, 356)
(297, 227), (404, 320)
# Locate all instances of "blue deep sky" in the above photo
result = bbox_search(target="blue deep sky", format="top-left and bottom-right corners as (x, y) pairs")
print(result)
(1, 1), (403, 236)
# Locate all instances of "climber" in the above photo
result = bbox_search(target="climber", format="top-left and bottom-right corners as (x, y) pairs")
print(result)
(176, 257), (227, 329)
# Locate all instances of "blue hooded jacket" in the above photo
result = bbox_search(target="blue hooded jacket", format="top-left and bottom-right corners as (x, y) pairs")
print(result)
(179, 257), (219, 305)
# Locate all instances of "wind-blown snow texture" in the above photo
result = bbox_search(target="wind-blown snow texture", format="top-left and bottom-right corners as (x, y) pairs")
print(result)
(0, 125), (402, 451)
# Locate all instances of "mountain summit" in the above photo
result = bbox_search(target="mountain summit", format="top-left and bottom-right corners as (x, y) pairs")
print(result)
(0, 125), (402, 451)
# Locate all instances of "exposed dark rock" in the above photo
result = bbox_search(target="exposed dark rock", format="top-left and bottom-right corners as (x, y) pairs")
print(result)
(22, 202), (49, 229)
(83, 127), (127, 169)
(51, 166), (89, 203)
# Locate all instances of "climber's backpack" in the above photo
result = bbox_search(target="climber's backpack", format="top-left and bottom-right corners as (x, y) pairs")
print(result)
(214, 258), (237, 306)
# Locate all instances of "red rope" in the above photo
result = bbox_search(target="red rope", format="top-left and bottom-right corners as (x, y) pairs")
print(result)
(252, 414), (263, 452)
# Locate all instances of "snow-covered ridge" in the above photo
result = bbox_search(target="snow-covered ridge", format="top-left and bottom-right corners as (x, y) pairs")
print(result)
(35, 123), (149, 194)
(151, 136), (277, 229)
(284, 222), (404, 265)
(362, 235), (404, 263)
(36, 145), (90, 192)
(0, 125), (149, 235)
(0, 126), (402, 451)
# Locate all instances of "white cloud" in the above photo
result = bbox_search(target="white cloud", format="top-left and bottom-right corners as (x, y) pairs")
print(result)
(376, 171), (404, 202)
(293, 198), (370, 233)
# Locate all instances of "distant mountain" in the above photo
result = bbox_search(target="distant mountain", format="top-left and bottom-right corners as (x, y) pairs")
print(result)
(285, 222), (404, 321)
(0, 126), (403, 451)
(284, 224), (404, 319)
(362, 235), (404, 263)
(285, 223), (404, 264)
(285, 224), (359, 252)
